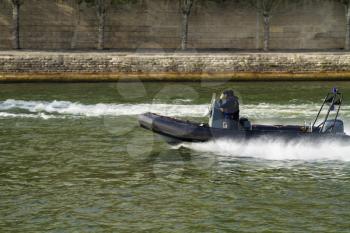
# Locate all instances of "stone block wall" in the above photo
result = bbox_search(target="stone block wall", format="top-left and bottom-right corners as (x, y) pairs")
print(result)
(1, 52), (350, 73)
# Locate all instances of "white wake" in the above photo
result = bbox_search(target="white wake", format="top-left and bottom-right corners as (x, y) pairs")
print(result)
(0, 99), (208, 118)
(2, 99), (349, 161)
(1, 99), (350, 120)
(0, 112), (67, 119)
(180, 138), (350, 162)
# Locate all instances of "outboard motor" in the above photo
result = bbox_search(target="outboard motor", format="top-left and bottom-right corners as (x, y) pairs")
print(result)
(322, 119), (345, 134)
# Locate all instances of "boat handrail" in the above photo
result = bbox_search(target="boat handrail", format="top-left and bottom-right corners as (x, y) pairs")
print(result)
(312, 90), (343, 134)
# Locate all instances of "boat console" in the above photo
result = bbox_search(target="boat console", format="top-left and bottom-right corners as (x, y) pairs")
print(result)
(208, 93), (252, 130)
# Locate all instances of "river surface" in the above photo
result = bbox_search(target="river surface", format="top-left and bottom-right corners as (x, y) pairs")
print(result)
(0, 81), (350, 232)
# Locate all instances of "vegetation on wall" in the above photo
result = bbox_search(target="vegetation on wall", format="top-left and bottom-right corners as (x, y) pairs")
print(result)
(179, 0), (194, 50)
(339, 0), (350, 50)
(11, 0), (22, 49)
(179, 0), (237, 51)
(245, 0), (283, 51)
(78, 0), (137, 50)
(3, 0), (350, 51)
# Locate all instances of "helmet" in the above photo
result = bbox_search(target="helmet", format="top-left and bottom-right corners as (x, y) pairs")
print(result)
(223, 90), (234, 97)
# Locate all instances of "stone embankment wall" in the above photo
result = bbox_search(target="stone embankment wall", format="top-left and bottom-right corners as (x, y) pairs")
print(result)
(1, 52), (350, 81)
(0, 0), (346, 50)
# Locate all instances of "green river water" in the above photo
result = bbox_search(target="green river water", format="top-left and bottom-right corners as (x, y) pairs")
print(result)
(0, 81), (350, 232)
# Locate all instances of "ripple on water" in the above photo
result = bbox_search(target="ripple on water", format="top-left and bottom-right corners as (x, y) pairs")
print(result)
(1, 82), (350, 232)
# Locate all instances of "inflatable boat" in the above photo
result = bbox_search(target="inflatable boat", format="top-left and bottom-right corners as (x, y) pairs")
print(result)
(139, 90), (350, 144)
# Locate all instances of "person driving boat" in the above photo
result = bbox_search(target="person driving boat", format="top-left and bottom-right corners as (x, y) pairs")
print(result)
(218, 90), (240, 129)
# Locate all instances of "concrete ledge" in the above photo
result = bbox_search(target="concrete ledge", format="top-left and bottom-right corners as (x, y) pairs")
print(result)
(1, 51), (350, 82)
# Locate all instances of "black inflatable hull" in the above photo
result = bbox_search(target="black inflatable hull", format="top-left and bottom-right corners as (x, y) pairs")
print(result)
(138, 112), (350, 144)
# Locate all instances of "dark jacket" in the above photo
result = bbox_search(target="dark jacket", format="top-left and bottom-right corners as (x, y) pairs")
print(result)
(219, 96), (239, 114)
